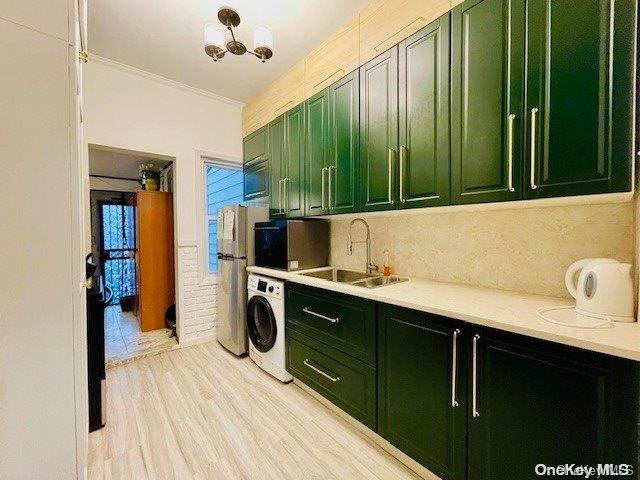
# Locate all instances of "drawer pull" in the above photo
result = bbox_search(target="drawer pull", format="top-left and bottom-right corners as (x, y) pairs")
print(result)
(303, 358), (340, 382)
(303, 307), (340, 323)
(472, 334), (480, 418)
(374, 16), (425, 53)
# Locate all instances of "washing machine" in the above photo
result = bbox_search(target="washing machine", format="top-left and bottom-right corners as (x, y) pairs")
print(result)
(247, 274), (292, 383)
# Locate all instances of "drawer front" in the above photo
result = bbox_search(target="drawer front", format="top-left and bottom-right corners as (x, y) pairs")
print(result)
(286, 284), (376, 365)
(287, 330), (376, 430)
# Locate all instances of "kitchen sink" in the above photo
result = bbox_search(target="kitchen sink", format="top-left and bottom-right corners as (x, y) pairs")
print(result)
(300, 268), (408, 289)
(301, 268), (377, 283)
(351, 276), (409, 289)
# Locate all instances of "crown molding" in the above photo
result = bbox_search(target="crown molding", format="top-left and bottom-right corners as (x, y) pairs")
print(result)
(88, 54), (245, 108)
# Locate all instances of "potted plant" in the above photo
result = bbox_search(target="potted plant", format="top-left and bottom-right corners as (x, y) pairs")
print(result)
(139, 163), (161, 191)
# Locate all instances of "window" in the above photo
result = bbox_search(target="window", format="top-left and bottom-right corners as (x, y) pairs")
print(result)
(205, 163), (244, 272)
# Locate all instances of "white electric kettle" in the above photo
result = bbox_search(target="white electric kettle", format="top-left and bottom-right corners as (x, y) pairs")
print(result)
(564, 258), (635, 323)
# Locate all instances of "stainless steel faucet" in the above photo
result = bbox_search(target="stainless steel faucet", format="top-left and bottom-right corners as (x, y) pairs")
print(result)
(348, 218), (378, 275)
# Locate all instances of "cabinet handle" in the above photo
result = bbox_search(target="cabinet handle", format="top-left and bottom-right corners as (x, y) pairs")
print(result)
(530, 108), (538, 190)
(472, 334), (480, 418)
(388, 148), (396, 204)
(278, 179), (283, 213)
(303, 307), (340, 323)
(284, 177), (290, 213)
(304, 358), (340, 382)
(328, 166), (335, 210)
(374, 16), (425, 53)
(321, 167), (328, 209)
(451, 329), (460, 407)
(507, 114), (516, 192)
(313, 69), (345, 89)
(399, 145), (407, 203)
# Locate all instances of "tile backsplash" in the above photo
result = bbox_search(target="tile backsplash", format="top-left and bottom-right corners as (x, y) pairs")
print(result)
(329, 201), (634, 298)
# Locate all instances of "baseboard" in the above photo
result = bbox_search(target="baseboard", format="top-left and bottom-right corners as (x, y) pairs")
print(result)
(293, 379), (440, 480)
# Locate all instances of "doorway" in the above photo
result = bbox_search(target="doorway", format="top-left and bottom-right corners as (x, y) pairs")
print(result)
(88, 145), (178, 368)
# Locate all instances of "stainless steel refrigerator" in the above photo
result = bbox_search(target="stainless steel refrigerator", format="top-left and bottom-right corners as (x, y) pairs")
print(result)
(216, 204), (268, 355)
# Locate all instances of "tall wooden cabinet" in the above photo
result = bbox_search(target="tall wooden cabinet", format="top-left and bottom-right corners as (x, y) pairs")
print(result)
(135, 191), (175, 332)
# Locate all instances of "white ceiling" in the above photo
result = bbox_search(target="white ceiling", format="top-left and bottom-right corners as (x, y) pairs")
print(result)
(89, 145), (172, 179)
(88, 0), (369, 103)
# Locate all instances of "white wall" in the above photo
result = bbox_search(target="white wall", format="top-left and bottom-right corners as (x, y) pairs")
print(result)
(0, 3), (83, 479)
(83, 57), (244, 344)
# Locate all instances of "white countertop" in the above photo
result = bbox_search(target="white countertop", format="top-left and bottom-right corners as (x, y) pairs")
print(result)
(247, 266), (640, 362)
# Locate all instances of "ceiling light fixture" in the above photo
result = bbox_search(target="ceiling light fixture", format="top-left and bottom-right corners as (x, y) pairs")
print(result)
(204, 6), (273, 63)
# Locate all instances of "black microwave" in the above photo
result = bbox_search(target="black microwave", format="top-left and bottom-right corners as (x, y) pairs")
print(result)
(254, 220), (329, 271)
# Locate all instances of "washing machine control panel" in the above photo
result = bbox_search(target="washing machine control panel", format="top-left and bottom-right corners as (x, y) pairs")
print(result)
(248, 275), (283, 299)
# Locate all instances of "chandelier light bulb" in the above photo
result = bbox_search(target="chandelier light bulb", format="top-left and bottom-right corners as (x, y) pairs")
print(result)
(204, 22), (225, 49)
(253, 24), (273, 51)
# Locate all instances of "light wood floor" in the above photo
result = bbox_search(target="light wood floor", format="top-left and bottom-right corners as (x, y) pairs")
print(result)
(88, 341), (420, 480)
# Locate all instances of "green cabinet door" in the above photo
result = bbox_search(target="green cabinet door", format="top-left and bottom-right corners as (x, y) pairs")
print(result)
(284, 103), (305, 217)
(360, 47), (399, 211)
(268, 115), (285, 218)
(468, 328), (639, 480)
(243, 125), (269, 165)
(398, 14), (451, 209)
(243, 160), (269, 201)
(378, 305), (467, 480)
(305, 89), (330, 216)
(328, 71), (359, 214)
(451, 0), (524, 205)
(524, 0), (634, 198)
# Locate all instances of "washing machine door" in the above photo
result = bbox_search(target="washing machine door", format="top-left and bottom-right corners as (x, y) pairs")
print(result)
(247, 295), (277, 353)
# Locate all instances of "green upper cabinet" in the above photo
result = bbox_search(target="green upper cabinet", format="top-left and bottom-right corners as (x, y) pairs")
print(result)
(284, 103), (305, 217)
(451, 0), (524, 205)
(243, 125), (269, 201)
(360, 47), (399, 212)
(468, 328), (639, 480)
(268, 115), (286, 218)
(243, 125), (268, 165)
(378, 305), (467, 480)
(305, 89), (330, 216)
(328, 71), (359, 215)
(523, 0), (634, 198)
(398, 14), (451, 209)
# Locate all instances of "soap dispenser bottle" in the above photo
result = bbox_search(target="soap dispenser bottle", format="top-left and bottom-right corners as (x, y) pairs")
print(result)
(382, 249), (391, 276)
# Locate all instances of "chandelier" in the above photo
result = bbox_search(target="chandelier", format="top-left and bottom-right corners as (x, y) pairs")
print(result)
(204, 6), (273, 63)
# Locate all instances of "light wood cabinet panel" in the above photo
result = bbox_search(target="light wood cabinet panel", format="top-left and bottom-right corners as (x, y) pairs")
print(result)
(305, 18), (359, 98)
(243, 60), (305, 137)
(359, 0), (450, 65)
(135, 191), (175, 332)
(451, 0), (464, 7)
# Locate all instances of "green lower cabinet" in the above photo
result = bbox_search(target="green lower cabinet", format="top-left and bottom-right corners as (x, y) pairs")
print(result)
(286, 283), (376, 365)
(378, 305), (467, 480)
(468, 328), (639, 480)
(523, 0), (634, 198)
(287, 329), (377, 430)
(243, 160), (269, 201)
